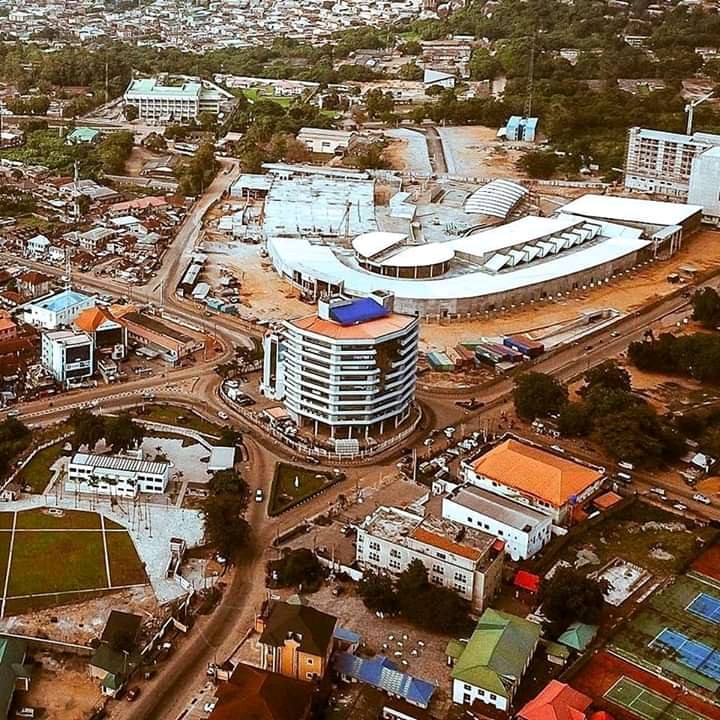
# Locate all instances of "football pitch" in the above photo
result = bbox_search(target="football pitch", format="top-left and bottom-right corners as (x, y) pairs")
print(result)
(0, 508), (146, 617)
(605, 677), (710, 720)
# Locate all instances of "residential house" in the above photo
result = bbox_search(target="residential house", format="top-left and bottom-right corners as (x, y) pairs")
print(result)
(447, 608), (540, 711)
(255, 597), (337, 681)
(65, 127), (102, 145)
(25, 234), (50, 258)
(355, 505), (503, 613)
(0, 635), (32, 719)
(516, 680), (592, 720)
(208, 663), (315, 720)
(17, 270), (53, 299)
(333, 653), (435, 709)
(463, 436), (605, 524)
(0, 319), (17, 343)
(88, 611), (143, 697)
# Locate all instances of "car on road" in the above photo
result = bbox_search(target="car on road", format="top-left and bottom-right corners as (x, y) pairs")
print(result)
(217, 411), (229, 421)
(693, 493), (712, 505)
(127, 687), (141, 702)
(650, 487), (666, 497)
(204, 702), (217, 713)
(255, 488), (264, 502)
(672, 502), (688, 512)
(611, 331), (621, 338)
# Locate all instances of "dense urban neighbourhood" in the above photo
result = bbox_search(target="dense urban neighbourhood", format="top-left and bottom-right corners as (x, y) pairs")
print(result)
(0, 0), (718, 719)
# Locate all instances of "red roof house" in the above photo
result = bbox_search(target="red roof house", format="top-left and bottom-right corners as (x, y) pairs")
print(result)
(517, 680), (592, 720)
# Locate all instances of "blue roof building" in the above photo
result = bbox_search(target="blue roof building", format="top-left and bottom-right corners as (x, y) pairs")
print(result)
(502, 116), (539, 142)
(23, 289), (97, 330)
(333, 653), (436, 709)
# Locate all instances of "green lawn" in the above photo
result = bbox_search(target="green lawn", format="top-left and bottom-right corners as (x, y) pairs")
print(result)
(0, 513), (14, 530)
(555, 500), (718, 576)
(16, 440), (66, 494)
(0, 532), (11, 585)
(269, 463), (339, 516)
(107, 533), (146, 586)
(141, 404), (224, 437)
(241, 88), (293, 107)
(7, 531), (108, 597)
(15, 508), (101, 530)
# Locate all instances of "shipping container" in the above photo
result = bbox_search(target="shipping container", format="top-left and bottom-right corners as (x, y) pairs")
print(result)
(503, 334), (545, 358)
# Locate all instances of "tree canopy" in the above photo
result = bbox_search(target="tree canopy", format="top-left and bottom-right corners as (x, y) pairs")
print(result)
(513, 372), (568, 420)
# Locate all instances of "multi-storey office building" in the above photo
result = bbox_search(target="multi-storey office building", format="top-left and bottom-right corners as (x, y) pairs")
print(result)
(261, 295), (418, 439)
(66, 453), (171, 498)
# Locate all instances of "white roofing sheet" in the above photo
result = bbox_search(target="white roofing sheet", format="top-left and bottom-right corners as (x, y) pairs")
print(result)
(352, 231), (407, 259)
(451, 215), (582, 259)
(270, 234), (650, 302)
(381, 243), (455, 268)
(559, 194), (702, 227)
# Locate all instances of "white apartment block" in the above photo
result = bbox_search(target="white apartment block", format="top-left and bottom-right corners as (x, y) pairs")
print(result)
(261, 295), (418, 439)
(41, 329), (94, 385)
(123, 75), (234, 122)
(624, 127), (720, 220)
(66, 452), (172, 498)
(442, 484), (553, 562)
(688, 146), (720, 226)
(355, 505), (503, 613)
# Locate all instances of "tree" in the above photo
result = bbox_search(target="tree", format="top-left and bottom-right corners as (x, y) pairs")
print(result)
(358, 571), (398, 614)
(692, 287), (720, 329)
(203, 493), (251, 559)
(69, 409), (105, 450)
(365, 88), (394, 119)
(513, 372), (568, 421)
(539, 566), (605, 628)
(209, 469), (249, 504)
(518, 150), (561, 179)
(97, 130), (134, 175)
(104, 413), (144, 453)
(123, 104), (139, 121)
(144, 132), (167, 152)
(558, 402), (593, 437)
(0, 418), (31, 476)
(398, 62), (424, 81)
(175, 140), (218, 196)
(580, 360), (632, 397)
(469, 47), (500, 80)
(268, 548), (325, 592)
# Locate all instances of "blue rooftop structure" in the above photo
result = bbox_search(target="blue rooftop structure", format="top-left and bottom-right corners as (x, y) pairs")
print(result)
(333, 652), (436, 709)
(333, 627), (362, 644)
(37, 289), (92, 312)
(329, 298), (389, 326)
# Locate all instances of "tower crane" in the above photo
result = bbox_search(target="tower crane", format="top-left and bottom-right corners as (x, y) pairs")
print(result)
(685, 91), (714, 135)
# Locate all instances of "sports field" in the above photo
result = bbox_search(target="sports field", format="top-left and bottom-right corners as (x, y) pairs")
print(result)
(605, 677), (709, 720)
(0, 508), (146, 617)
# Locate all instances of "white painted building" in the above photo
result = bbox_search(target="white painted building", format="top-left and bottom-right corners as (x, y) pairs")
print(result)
(355, 505), (503, 613)
(22, 289), (97, 330)
(41, 329), (94, 385)
(297, 127), (358, 154)
(442, 484), (553, 561)
(123, 75), (234, 121)
(261, 295), (418, 440)
(688, 146), (720, 226)
(624, 127), (720, 203)
(66, 452), (172, 498)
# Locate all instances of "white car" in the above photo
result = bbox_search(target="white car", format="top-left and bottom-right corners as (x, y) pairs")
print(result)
(693, 493), (712, 505)
(204, 701), (217, 713)
(217, 411), (229, 421)
(650, 487), (666, 497)
(255, 488), (264, 502)
(672, 502), (688, 512)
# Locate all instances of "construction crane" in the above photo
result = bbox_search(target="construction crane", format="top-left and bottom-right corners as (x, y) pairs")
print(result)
(685, 90), (714, 135)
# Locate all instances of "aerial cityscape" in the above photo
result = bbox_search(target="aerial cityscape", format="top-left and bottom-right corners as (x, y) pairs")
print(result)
(0, 0), (719, 719)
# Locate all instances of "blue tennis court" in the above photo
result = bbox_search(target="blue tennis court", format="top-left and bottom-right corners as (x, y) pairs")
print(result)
(687, 593), (720, 625)
(652, 628), (720, 682)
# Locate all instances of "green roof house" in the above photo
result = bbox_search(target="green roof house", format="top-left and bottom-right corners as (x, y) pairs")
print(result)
(88, 611), (143, 697)
(66, 127), (102, 145)
(557, 622), (598, 653)
(447, 608), (540, 712)
(0, 636), (32, 719)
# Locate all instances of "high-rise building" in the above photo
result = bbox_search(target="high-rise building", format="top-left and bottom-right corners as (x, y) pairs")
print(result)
(261, 294), (418, 440)
(624, 127), (720, 199)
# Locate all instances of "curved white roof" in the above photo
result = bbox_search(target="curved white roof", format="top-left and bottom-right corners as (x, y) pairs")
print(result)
(380, 244), (455, 268)
(464, 179), (529, 218)
(352, 231), (407, 259)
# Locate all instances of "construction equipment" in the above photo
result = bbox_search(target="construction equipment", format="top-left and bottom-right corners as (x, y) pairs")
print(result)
(685, 90), (714, 135)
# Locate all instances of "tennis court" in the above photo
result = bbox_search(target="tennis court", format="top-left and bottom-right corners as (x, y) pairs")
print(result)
(651, 628), (720, 682)
(605, 677), (709, 720)
(687, 592), (720, 625)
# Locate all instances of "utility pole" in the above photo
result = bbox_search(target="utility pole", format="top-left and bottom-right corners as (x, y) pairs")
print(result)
(524, 34), (536, 119)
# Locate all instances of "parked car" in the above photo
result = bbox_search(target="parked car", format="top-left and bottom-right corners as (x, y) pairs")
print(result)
(217, 411), (229, 421)
(255, 488), (264, 502)
(127, 687), (141, 702)
(693, 493), (712, 505)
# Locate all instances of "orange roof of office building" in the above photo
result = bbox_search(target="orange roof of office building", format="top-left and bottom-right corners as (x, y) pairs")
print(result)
(471, 438), (604, 508)
(410, 527), (484, 562)
(517, 680), (592, 720)
(290, 313), (414, 341)
(74, 306), (118, 332)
